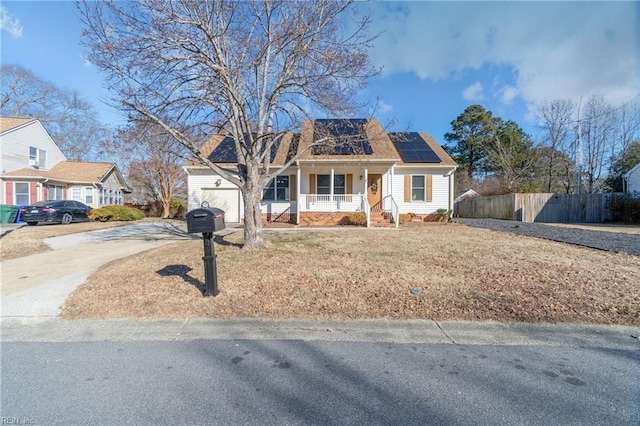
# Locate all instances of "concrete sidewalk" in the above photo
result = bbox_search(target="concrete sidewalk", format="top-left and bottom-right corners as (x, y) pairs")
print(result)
(1, 317), (638, 350)
(1, 222), (197, 317)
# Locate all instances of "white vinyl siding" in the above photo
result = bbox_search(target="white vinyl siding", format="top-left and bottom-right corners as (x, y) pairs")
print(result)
(626, 165), (640, 194)
(393, 168), (451, 214)
(0, 120), (66, 173)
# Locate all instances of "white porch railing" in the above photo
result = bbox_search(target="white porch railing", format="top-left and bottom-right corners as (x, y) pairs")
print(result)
(382, 195), (399, 228)
(299, 194), (366, 213)
(362, 195), (370, 228)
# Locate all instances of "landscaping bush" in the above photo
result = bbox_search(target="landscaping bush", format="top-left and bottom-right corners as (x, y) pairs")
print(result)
(610, 194), (640, 224)
(342, 212), (367, 226)
(89, 205), (146, 222)
(169, 199), (187, 218)
(436, 208), (452, 223)
(399, 213), (412, 225)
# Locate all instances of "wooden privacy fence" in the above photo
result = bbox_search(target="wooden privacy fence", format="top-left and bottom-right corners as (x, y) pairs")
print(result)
(455, 193), (624, 223)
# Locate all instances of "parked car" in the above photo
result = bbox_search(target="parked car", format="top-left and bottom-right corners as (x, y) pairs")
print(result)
(20, 200), (92, 225)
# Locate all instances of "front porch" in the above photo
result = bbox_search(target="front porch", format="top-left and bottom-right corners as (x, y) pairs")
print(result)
(262, 193), (399, 228)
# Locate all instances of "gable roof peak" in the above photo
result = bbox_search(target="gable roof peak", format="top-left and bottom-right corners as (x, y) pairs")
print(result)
(0, 116), (38, 134)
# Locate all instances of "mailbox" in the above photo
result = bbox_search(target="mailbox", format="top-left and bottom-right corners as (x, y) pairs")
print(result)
(185, 203), (225, 234)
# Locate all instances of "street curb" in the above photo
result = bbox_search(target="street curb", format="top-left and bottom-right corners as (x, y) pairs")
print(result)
(1, 318), (638, 349)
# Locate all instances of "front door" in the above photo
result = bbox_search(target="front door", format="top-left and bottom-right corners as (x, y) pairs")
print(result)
(367, 174), (382, 210)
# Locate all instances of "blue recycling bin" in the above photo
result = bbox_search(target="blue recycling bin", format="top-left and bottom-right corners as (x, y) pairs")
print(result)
(15, 205), (26, 223)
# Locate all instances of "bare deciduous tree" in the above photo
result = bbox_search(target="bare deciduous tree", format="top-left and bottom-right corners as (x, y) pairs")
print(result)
(580, 96), (617, 193)
(536, 99), (575, 192)
(112, 123), (187, 218)
(488, 119), (536, 192)
(0, 64), (108, 160)
(79, 0), (376, 248)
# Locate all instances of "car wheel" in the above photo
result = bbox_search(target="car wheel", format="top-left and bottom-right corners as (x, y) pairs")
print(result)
(27, 222), (38, 226)
(61, 213), (73, 225)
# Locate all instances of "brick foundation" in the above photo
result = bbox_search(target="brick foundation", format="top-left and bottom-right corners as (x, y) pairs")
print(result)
(261, 213), (297, 224)
(298, 212), (349, 227)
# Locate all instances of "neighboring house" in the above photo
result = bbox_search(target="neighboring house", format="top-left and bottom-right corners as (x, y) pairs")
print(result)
(0, 116), (130, 207)
(185, 118), (457, 227)
(453, 189), (479, 217)
(622, 163), (640, 195)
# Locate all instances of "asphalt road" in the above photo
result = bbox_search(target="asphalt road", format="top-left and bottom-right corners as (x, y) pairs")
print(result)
(2, 338), (639, 426)
(2, 319), (640, 425)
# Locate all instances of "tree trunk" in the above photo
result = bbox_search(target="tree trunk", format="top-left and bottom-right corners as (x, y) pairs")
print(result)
(162, 199), (171, 218)
(240, 182), (266, 250)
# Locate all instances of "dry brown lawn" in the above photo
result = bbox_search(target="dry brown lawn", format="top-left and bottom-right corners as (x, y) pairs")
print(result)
(61, 223), (640, 325)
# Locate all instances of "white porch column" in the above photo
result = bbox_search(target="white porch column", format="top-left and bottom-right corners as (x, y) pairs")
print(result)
(296, 165), (301, 224)
(330, 167), (335, 212)
(449, 171), (455, 212)
(390, 165), (395, 199)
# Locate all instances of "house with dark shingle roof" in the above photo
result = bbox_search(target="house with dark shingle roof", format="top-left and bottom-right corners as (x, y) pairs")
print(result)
(0, 117), (130, 208)
(184, 118), (457, 227)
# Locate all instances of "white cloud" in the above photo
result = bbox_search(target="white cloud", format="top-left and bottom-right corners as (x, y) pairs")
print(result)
(462, 82), (484, 101)
(499, 86), (518, 104)
(81, 55), (93, 68)
(0, 6), (23, 39)
(366, 2), (639, 106)
(377, 99), (393, 114)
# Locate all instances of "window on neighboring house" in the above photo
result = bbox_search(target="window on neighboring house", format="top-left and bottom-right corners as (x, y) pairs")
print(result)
(262, 175), (290, 201)
(317, 174), (345, 195)
(15, 183), (29, 205)
(85, 187), (94, 204)
(28, 147), (47, 168)
(48, 185), (63, 201)
(71, 188), (82, 201)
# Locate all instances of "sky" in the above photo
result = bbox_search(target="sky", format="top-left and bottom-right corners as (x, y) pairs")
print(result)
(1, 1), (639, 147)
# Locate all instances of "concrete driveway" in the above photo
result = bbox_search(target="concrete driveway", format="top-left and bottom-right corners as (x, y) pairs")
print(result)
(0, 222), (197, 317)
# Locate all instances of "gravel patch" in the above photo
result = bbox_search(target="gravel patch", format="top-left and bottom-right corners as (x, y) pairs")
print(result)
(454, 218), (640, 256)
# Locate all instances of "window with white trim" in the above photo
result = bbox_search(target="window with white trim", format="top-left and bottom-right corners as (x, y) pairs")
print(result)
(48, 185), (63, 201)
(71, 188), (82, 201)
(411, 175), (425, 201)
(28, 147), (47, 168)
(85, 187), (94, 204)
(317, 174), (345, 195)
(263, 175), (290, 201)
(15, 182), (29, 205)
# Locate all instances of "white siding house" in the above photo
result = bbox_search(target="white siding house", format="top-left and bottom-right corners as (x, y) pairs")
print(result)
(185, 119), (458, 227)
(0, 117), (67, 204)
(1, 116), (130, 207)
(623, 163), (640, 195)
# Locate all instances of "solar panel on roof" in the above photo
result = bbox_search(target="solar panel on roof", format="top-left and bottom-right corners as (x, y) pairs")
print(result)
(209, 136), (238, 162)
(389, 132), (441, 163)
(208, 134), (279, 163)
(312, 119), (374, 155)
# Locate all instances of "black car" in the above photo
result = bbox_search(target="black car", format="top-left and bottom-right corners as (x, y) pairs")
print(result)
(20, 200), (92, 225)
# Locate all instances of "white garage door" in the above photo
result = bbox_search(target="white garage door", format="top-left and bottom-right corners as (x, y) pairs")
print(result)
(201, 189), (241, 222)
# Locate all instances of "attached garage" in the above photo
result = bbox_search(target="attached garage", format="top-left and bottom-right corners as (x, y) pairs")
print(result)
(201, 188), (242, 223)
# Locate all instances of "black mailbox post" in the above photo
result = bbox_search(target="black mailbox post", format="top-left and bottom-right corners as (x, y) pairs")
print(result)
(185, 202), (225, 297)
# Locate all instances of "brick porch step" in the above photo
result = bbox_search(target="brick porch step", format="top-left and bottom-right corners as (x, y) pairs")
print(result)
(370, 213), (395, 228)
